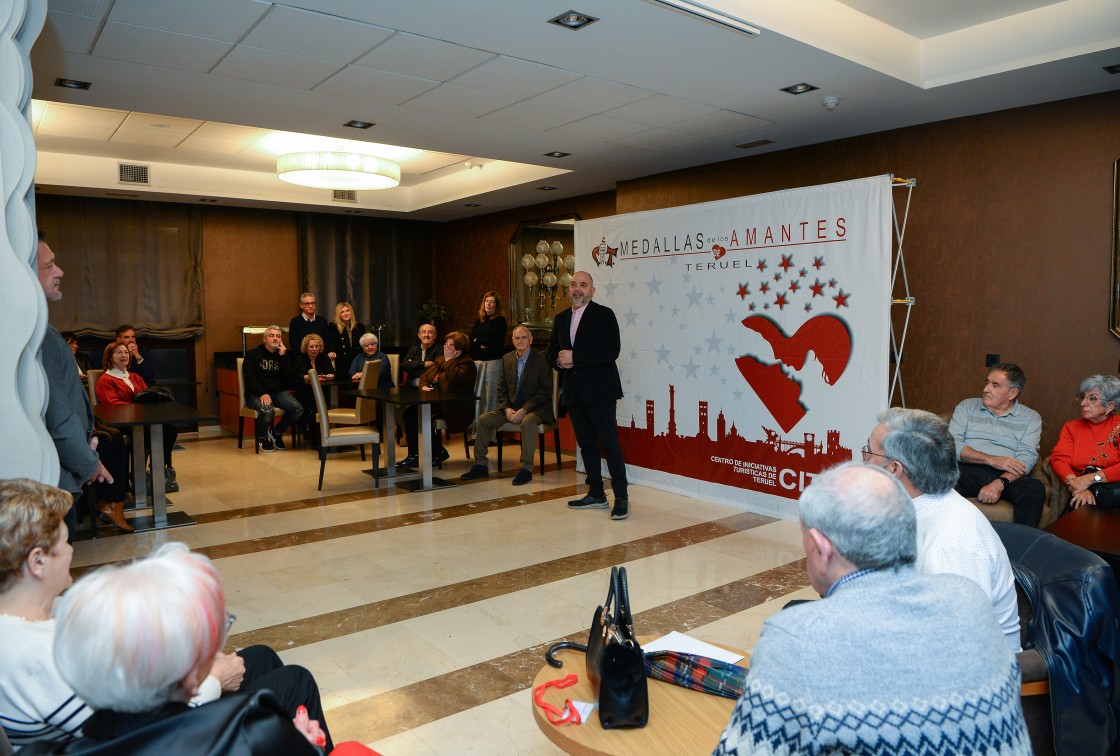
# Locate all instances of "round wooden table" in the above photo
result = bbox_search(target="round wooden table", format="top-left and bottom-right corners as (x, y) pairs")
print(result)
(531, 640), (748, 755)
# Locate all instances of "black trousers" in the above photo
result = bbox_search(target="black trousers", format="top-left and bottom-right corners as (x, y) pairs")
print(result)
(955, 462), (1045, 527)
(403, 404), (445, 457)
(568, 400), (628, 500)
(237, 645), (333, 752)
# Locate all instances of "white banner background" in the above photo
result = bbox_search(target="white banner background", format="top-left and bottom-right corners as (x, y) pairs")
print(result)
(573, 175), (892, 519)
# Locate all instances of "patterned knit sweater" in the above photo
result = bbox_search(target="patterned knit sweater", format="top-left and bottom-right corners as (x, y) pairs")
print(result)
(713, 567), (1029, 755)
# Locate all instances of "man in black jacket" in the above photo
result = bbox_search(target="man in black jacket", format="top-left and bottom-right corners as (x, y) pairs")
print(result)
(243, 326), (303, 452)
(547, 271), (630, 520)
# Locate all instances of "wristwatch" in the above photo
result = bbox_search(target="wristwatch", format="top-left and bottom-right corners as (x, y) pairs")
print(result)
(997, 476), (1011, 489)
(1093, 472), (1104, 483)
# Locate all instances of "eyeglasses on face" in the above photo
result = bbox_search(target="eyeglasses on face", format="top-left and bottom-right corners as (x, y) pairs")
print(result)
(1077, 393), (1103, 404)
(860, 444), (891, 462)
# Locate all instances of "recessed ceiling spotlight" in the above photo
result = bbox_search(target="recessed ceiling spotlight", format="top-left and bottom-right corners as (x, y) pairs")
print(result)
(464, 203), (481, 207)
(344, 120), (374, 129)
(544, 151), (571, 158)
(548, 10), (599, 30)
(781, 83), (818, 95)
(343, 209), (363, 214)
(198, 198), (218, 203)
(537, 186), (558, 191)
(1104, 63), (1120, 75)
(55, 78), (91, 90)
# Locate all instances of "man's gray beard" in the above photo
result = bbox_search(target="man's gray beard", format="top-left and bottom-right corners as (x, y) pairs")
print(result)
(47, 290), (62, 302)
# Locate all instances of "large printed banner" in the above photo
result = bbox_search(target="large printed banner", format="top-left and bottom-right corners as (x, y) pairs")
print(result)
(574, 176), (892, 518)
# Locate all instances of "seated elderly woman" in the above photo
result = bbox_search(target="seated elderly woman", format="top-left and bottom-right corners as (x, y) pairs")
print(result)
(294, 334), (335, 446)
(38, 542), (367, 755)
(0, 480), (341, 755)
(347, 333), (393, 388)
(398, 331), (477, 470)
(95, 340), (180, 494)
(1050, 374), (1120, 510)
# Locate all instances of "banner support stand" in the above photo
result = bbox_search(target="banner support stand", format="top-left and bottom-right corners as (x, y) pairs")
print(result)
(889, 177), (916, 407)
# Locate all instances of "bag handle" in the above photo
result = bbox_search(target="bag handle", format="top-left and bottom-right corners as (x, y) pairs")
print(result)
(615, 566), (635, 635)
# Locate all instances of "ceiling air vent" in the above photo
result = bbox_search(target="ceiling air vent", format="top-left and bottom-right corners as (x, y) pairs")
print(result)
(332, 189), (357, 203)
(734, 138), (774, 151)
(118, 163), (150, 185)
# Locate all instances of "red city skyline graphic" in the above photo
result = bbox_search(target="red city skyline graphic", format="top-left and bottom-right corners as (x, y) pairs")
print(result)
(616, 384), (853, 500)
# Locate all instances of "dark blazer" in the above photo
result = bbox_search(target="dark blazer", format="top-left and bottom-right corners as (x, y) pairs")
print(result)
(40, 327), (99, 495)
(419, 354), (477, 432)
(288, 315), (329, 355)
(497, 350), (554, 424)
(546, 299), (623, 407)
(325, 322), (365, 376)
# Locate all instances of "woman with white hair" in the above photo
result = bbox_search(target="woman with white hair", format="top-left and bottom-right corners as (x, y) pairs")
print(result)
(1051, 374), (1120, 510)
(347, 333), (393, 388)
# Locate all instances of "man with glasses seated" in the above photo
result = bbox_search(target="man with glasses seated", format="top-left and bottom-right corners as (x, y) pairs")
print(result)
(863, 408), (1021, 652)
(948, 362), (1045, 526)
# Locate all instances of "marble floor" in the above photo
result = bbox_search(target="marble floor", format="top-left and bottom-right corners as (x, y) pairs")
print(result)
(71, 431), (815, 754)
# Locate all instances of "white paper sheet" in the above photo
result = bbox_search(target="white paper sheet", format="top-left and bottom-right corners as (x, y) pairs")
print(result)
(642, 631), (744, 664)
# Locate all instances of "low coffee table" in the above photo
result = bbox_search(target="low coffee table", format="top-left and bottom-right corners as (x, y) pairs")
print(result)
(532, 639), (748, 755)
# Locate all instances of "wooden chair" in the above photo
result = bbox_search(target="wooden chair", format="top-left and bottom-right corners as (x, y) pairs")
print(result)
(496, 371), (562, 474)
(86, 368), (104, 406)
(236, 356), (289, 454)
(325, 360), (379, 427)
(309, 369), (380, 491)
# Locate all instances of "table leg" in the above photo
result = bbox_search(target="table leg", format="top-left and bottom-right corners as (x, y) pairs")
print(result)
(395, 403), (455, 492)
(362, 400), (401, 479)
(130, 426), (148, 508)
(127, 424), (196, 533)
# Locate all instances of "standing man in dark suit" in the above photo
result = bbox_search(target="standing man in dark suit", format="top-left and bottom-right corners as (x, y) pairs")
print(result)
(288, 292), (329, 354)
(36, 233), (114, 534)
(461, 325), (555, 486)
(547, 271), (630, 520)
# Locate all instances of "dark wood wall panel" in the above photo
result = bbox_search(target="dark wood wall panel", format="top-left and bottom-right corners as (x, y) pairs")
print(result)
(611, 90), (1120, 451)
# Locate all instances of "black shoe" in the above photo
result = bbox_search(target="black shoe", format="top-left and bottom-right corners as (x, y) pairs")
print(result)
(271, 433), (286, 451)
(460, 464), (489, 481)
(164, 468), (179, 493)
(568, 494), (608, 510)
(397, 454), (418, 470)
(512, 468), (533, 486)
(434, 447), (451, 468)
(611, 499), (629, 520)
(259, 436), (275, 453)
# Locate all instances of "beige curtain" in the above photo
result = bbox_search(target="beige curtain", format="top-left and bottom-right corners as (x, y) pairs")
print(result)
(35, 196), (203, 339)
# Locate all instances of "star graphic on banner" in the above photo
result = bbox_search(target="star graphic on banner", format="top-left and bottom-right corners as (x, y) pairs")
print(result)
(624, 308), (639, 326)
(748, 303), (756, 311)
(775, 293), (789, 310)
(629, 350), (638, 360)
(725, 309), (737, 323)
(736, 283), (750, 299)
(628, 281), (637, 290)
(759, 281), (770, 294)
(721, 377), (728, 385)
(833, 289), (851, 308)
(657, 303), (665, 312)
(757, 259), (767, 272)
(788, 280), (800, 293)
(684, 359), (700, 378)
(763, 303), (770, 310)
(647, 276), (663, 294)
(706, 294), (715, 305)
(810, 279), (825, 297)
(648, 319), (655, 327)
(678, 322), (687, 330)
(603, 282), (618, 298)
(813, 256), (825, 270)
(804, 303), (813, 312)
(634, 393), (643, 405)
(671, 305), (680, 318)
(828, 278), (838, 288)
(773, 272), (782, 282)
(693, 345), (703, 355)
(719, 286), (726, 293)
(733, 389), (744, 401)
(799, 268), (808, 278)
(655, 344), (671, 364)
(709, 364), (720, 376)
(686, 287), (702, 308)
(779, 254), (794, 272)
(706, 333), (723, 352)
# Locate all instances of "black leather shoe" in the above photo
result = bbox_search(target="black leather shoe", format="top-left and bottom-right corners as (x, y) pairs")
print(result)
(568, 494), (608, 510)
(434, 447), (451, 468)
(611, 499), (629, 520)
(512, 468), (533, 486)
(460, 464), (489, 481)
(396, 454), (419, 470)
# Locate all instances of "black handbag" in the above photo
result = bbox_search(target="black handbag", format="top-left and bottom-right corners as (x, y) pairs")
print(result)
(133, 386), (174, 403)
(546, 566), (649, 729)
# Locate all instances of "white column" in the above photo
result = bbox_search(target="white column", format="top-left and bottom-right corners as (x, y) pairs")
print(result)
(0, 0), (54, 482)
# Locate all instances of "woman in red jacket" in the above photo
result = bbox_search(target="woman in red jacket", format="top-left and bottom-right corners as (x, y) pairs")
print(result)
(1050, 374), (1120, 510)
(95, 341), (179, 494)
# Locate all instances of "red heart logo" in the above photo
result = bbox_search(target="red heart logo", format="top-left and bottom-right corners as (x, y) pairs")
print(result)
(735, 314), (852, 432)
(712, 244), (726, 260)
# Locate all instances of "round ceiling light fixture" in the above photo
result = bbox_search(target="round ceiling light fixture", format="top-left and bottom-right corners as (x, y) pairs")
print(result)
(276, 151), (401, 190)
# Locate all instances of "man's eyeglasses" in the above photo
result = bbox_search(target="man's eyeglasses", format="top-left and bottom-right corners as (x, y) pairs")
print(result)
(861, 444), (890, 462)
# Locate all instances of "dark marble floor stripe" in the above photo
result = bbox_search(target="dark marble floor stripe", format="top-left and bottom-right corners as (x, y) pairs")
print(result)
(325, 559), (810, 745)
(228, 511), (776, 652)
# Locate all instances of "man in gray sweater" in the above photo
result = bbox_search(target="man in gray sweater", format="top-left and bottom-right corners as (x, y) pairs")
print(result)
(714, 463), (1029, 755)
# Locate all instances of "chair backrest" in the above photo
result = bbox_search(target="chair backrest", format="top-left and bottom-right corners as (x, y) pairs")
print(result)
(471, 360), (486, 428)
(355, 359), (380, 424)
(87, 368), (104, 406)
(550, 369), (559, 424)
(308, 369), (332, 440)
(388, 353), (400, 386)
(236, 357), (248, 407)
